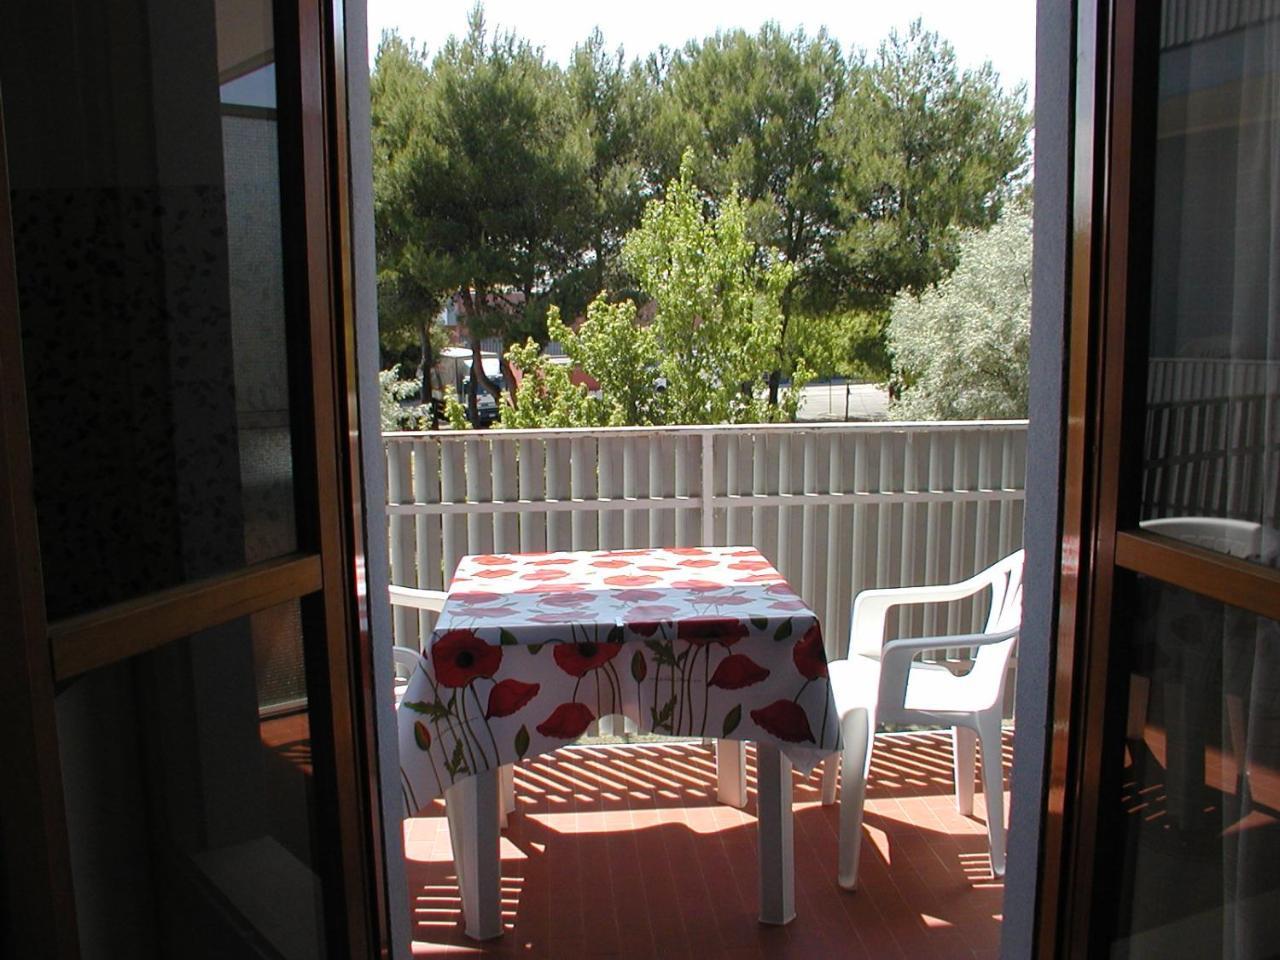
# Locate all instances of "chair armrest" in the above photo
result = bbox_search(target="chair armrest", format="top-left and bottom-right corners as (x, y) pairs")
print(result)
(389, 585), (448, 612)
(392, 645), (422, 677)
(877, 627), (1018, 715)
(850, 577), (995, 659)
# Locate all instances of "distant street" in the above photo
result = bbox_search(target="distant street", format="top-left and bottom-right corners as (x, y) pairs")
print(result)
(795, 380), (889, 422)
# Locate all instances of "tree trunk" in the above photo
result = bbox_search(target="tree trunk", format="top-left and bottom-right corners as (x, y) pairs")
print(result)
(500, 350), (519, 411)
(468, 336), (502, 429)
(768, 290), (796, 408)
(420, 321), (439, 430)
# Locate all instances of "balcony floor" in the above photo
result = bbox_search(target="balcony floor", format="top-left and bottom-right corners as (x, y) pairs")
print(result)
(404, 731), (1011, 958)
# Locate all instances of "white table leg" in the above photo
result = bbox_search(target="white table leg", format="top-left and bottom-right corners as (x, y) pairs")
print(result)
(716, 739), (748, 808)
(444, 769), (502, 940)
(755, 742), (795, 925)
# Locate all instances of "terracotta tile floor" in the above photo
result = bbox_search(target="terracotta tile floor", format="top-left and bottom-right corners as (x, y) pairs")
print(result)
(404, 730), (1011, 958)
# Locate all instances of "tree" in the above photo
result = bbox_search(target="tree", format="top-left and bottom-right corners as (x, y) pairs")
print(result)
(556, 30), (655, 313)
(502, 155), (807, 428)
(371, 34), (449, 425)
(654, 25), (846, 401)
(372, 8), (589, 424)
(497, 336), (605, 428)
(820, 22), (1031, 382)
(650, 21), (1029, 393)
(886, 199), (1032, 420)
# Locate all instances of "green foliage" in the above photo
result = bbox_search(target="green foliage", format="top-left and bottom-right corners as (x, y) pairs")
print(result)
(887, 200), (1032, 420)
(556, 30), (654, 312)
(371, 8), (591, 396)
(622, 155), (800, 424)
(507, 158), (807, 428)
(497, 337), (604, 428)
(443, 393), (471, 430)
(548, 301), (662, 426)
(371, 9), (1031, 418)
(648, 21), (1028, 388)
(824, 22), (1030, 307)
(379, 366), (430, 431)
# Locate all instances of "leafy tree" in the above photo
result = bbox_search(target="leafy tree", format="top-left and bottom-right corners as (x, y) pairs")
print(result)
(372, 8), (589, 424)
(498, 336), (605, 428)
(624, 153), (803, 424)
(649, 21), (1029, 393)
(820, 22), (1030, 382)
(503, 156), (807, 427)
(556, 30), (655, 312)
(886, 199), (1032, 420)
(653, 25), (846, 400)
(547, 300), (663, 426)
(371, 34), (450, 425)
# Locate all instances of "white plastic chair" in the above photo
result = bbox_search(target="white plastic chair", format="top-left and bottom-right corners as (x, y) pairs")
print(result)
(828, 550), (1024, 889)
(388, 584), (516, 832)
(388, 586), (447, 706)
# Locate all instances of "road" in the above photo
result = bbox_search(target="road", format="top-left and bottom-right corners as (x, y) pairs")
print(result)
(795, 381), (889, 422)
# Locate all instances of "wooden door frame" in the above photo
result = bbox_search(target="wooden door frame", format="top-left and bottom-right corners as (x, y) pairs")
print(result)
(0, 0), (389, 954)
(1038, 1), (1280, 955)
(0, 85), (81, 960)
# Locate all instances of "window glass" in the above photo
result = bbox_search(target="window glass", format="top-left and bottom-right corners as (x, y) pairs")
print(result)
(1106, 574), (1280, 958)
(56, 599), (327, 958)
(1141, 9), (1280, 570)
(1, 0), (299, 619)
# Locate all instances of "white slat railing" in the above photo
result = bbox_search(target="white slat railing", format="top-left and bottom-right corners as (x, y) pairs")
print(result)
(385, 421), (1028, 671)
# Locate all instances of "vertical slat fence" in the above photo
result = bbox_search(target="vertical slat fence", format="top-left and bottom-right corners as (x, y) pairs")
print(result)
(385, 422), (1029, 678)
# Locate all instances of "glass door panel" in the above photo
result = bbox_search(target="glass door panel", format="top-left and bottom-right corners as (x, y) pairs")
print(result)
(1, 0), (299, 620)
(1101, 5), (1280, 958)
(1107, 577), (1280, 958)
(0, 0), (371, 955)
(56, 601), (329, 959)
(1139, 10), (1280, 570)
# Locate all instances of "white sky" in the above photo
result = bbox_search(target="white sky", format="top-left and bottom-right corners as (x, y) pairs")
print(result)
(365, 0), (1036, 94)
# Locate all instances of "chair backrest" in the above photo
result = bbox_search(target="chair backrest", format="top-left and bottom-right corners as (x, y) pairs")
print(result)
(965, 549), (1024, 711)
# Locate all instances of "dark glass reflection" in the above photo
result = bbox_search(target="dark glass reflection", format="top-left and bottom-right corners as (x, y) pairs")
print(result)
(1108, 576), (1280, 958)
(1141, 9), (1280, 569)
(55, 600), (326, 959)
(1, 0), (298, 619)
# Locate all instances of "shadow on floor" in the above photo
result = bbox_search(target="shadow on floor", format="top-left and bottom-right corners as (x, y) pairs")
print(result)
(404, 731), (1011, 958)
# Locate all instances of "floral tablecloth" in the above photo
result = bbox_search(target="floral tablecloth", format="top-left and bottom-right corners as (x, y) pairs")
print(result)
(397, 546), (840, 813)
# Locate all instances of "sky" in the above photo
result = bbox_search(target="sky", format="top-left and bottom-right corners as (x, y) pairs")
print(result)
(365, 0), (1036, 95)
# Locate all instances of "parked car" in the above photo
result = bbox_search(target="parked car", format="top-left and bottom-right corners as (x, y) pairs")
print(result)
(460, 373), (506, 426)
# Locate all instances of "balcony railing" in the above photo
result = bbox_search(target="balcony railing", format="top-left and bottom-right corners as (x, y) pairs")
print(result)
(385, 420), (1028, 671)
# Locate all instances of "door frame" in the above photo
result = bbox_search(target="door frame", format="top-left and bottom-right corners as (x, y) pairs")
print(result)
(0, 0), (388, 954)
(1037, 0), (1280, 955)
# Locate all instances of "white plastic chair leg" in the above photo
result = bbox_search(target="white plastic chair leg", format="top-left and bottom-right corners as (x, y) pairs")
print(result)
(977, 711), (1007, 877)
(837, 707), (872, 891)
(820, 754), (839, 806)
(953, 725), (977, 816)
(715, 739), (748, 808)
(444, 768), (502, 940)
(755, 742), (795, 924)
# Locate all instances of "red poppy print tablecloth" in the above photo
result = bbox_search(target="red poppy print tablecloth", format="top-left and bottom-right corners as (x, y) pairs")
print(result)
(397, 546), (840, 812)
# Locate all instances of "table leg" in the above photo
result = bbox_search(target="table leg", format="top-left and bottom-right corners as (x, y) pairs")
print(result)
(444, 769), (502, 940)
(755, 742), (795, 925)
(715, 739), (748, 808)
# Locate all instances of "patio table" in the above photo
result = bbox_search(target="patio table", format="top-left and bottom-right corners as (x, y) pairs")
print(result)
(396, 545), (840, 940)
